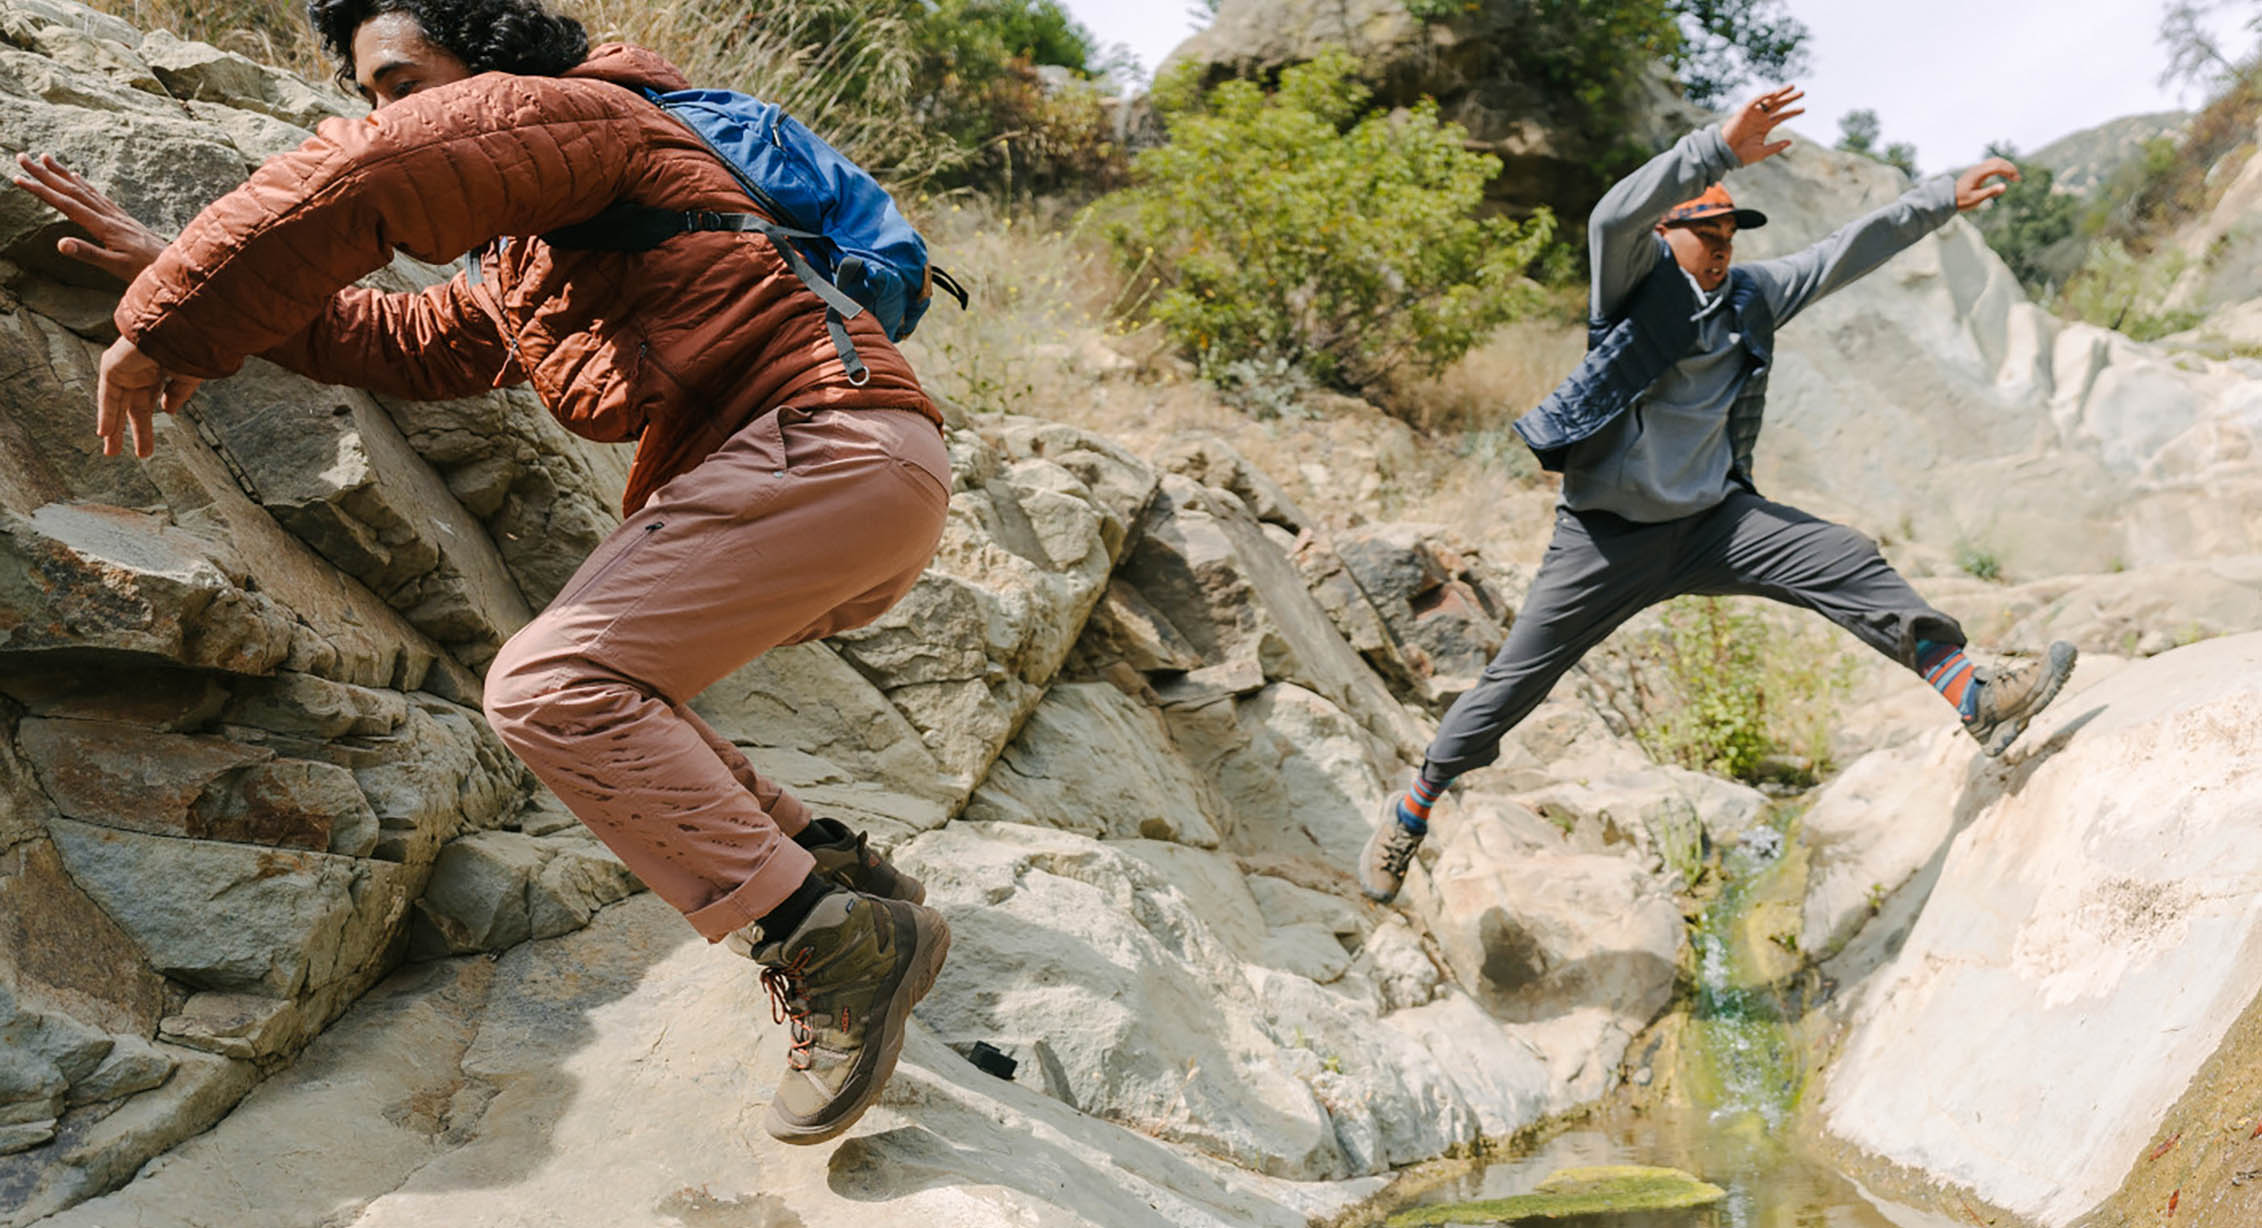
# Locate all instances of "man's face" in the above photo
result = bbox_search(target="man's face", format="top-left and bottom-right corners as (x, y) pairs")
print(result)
(1661, 216), (1737, 292)
(350, 12), (473, 109)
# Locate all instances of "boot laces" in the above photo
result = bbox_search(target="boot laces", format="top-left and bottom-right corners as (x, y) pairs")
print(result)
(761, 947), (817, 1071)
(1379, 822), (1423, 877)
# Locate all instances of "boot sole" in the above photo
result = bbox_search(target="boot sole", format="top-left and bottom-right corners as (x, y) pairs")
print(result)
(1981, 642), (2079, 757)
(764, 901), (951, 1146)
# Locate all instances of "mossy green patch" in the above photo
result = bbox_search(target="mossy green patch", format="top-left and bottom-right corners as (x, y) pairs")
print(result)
(1384, 1165), (1727, 1225)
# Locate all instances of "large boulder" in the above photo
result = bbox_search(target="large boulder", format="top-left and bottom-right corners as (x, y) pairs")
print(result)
(1813, 633), (2262, 1226)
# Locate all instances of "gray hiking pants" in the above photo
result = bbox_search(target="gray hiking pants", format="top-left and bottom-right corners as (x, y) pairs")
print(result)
(1425, 489), (1964, 779)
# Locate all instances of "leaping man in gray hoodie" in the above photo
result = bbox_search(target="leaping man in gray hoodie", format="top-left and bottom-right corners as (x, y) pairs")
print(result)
(1359, 86), (2078, 903)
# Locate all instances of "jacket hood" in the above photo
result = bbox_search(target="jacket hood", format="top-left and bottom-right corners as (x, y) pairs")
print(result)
(563, 44), (692, 94)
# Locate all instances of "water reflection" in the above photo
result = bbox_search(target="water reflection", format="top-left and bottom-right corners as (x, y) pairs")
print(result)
(1404, 1109), (1964, 1228)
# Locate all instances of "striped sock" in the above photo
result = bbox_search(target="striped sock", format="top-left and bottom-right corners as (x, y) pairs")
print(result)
(1916, 640), (1980, 718)
(1395, 775), (1450, 833)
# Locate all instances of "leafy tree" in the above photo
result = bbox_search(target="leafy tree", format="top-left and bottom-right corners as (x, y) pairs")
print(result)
(1097, 50), (1557, 399)
(1835, 108), (1880, 155)
(1971, 142), (2083, 297)
(1666, 0), (1811, 107)
(1836, 108), (1917, 177)
(2157, 0), (2255, 90)
(1396, 0), (1809, 111)
(896, 0), (1130, 193)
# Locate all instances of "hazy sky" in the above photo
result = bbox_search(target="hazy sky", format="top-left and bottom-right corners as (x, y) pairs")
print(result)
(1056, 0), (2259, 172)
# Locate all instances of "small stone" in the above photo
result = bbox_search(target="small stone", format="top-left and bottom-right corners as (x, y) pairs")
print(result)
(0, 1118), (58, 1155)
(159, 992), (299, 1060)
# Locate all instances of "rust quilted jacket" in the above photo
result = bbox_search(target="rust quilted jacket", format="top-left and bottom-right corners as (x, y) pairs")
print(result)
(115, 44), (938, 515)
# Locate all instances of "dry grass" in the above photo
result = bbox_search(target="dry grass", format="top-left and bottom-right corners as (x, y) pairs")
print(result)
(901, 200), (1572, 565)
(1381, 293), (1589, 438)
(85, 0), (328, 80)
(82, 0), (949, 176)
(572, 0), (952, 179)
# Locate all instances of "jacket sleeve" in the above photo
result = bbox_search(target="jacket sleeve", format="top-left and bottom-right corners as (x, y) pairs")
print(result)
(116, 73), (659, 379)
(259, 270), (525, 399)
(1743, 174), (1960, 327)
(1588, 126), (1740, 320)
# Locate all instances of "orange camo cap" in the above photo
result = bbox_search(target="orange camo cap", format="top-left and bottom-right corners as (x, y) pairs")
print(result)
(1661, 184), (1768, 229)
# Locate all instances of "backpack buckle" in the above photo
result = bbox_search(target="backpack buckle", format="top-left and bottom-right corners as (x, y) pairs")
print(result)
(684, 209), (725, 232)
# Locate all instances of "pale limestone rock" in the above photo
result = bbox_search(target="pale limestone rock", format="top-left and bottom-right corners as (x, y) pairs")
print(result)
(157, 993), (297, 1061)
(135, 29), (349, 129)
(893, 822), (1345, 1178)
(1154, 433), (1312, 531)
(410, 828), (641, 957)
(1723, 138), (2262, 577)
(832, 427), (1129, 786)
(1126, 476), (1427, 760)
(1407, 801), (1681, 1041)
(45, 818), (365, 997)
(962, 680), (1227, 847)
(1819, 633), (2262, 1224)
(1797, 726), (1973, 962)
(36, 895), (1387, 1228)
(0, 1045), (256, 1225)
(1164, 682), (1401, 872)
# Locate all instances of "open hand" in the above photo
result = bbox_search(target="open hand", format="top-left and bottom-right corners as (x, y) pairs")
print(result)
(11, 152), (169, 280)
(1721, 86), (1806, 166)
(1955, 157), (2022, 211)
(96, 337), (200, 459)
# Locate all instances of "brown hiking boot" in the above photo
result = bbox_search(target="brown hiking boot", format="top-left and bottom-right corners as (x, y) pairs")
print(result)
(1963, 641), (2079, 757)
(801, 817), (925, 904)
(747, 890), (950, 1145)
(1358, 796), (1427, 904)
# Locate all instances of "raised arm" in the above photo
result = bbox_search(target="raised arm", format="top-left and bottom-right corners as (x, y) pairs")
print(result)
(114, 71), (659, 381)
(1744, 157), (2020, 326)
(1590, 86), (1805, 317)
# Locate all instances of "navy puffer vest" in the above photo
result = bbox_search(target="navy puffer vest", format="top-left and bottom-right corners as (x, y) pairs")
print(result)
(1513, 238), (1777, 486)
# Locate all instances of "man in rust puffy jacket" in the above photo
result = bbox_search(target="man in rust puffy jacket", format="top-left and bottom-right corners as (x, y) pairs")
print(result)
(13, 0), (949, 1146)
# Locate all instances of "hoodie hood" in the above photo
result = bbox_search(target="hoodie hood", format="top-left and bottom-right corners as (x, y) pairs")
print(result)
(563, 43), (692, 94)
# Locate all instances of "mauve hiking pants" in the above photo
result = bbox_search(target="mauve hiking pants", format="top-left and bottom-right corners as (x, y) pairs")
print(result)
(483, 406), (950, 942)
(1425, 489), (1965, 779)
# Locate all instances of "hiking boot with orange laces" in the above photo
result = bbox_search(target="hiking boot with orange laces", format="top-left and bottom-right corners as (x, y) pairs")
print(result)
(745, 889), (950, 1145)
(1963, 640), (2079, 757)
(800, 817), (925, 904)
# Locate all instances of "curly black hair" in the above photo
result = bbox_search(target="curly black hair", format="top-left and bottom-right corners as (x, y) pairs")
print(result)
(306, 0), (589, 89)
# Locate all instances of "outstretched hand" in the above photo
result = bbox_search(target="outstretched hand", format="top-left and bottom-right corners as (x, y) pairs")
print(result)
(11, 152), (169, 280)
(1955, 157), (2022, 211)
(96, 336), (200, 459)
(1721, 86), (1806, 166)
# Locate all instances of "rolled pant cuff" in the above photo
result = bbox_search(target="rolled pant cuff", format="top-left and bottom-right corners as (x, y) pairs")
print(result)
(684, 839), (820, 943)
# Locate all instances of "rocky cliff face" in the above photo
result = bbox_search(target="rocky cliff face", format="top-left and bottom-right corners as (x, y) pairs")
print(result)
(0, 4), (1720, 1223)
(1702, 138), (2262, 581)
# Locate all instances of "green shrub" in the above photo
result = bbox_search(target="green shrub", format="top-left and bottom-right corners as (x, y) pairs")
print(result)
(2052, 240), (2204, 341)
(1094, 50), (1557, 398)
(1954, 540), (2003, 582)
(1621, 597), (1856, 786)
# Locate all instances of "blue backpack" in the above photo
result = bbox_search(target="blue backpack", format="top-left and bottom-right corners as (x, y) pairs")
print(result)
(541, 86), (968, 385)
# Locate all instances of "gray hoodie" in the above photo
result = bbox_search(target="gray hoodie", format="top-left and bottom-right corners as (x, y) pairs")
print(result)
(1561, 126), (1961, 522)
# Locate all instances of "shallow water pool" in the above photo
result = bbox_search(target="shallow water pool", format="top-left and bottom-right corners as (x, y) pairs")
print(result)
(1399, 1107), (1966, 1228)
